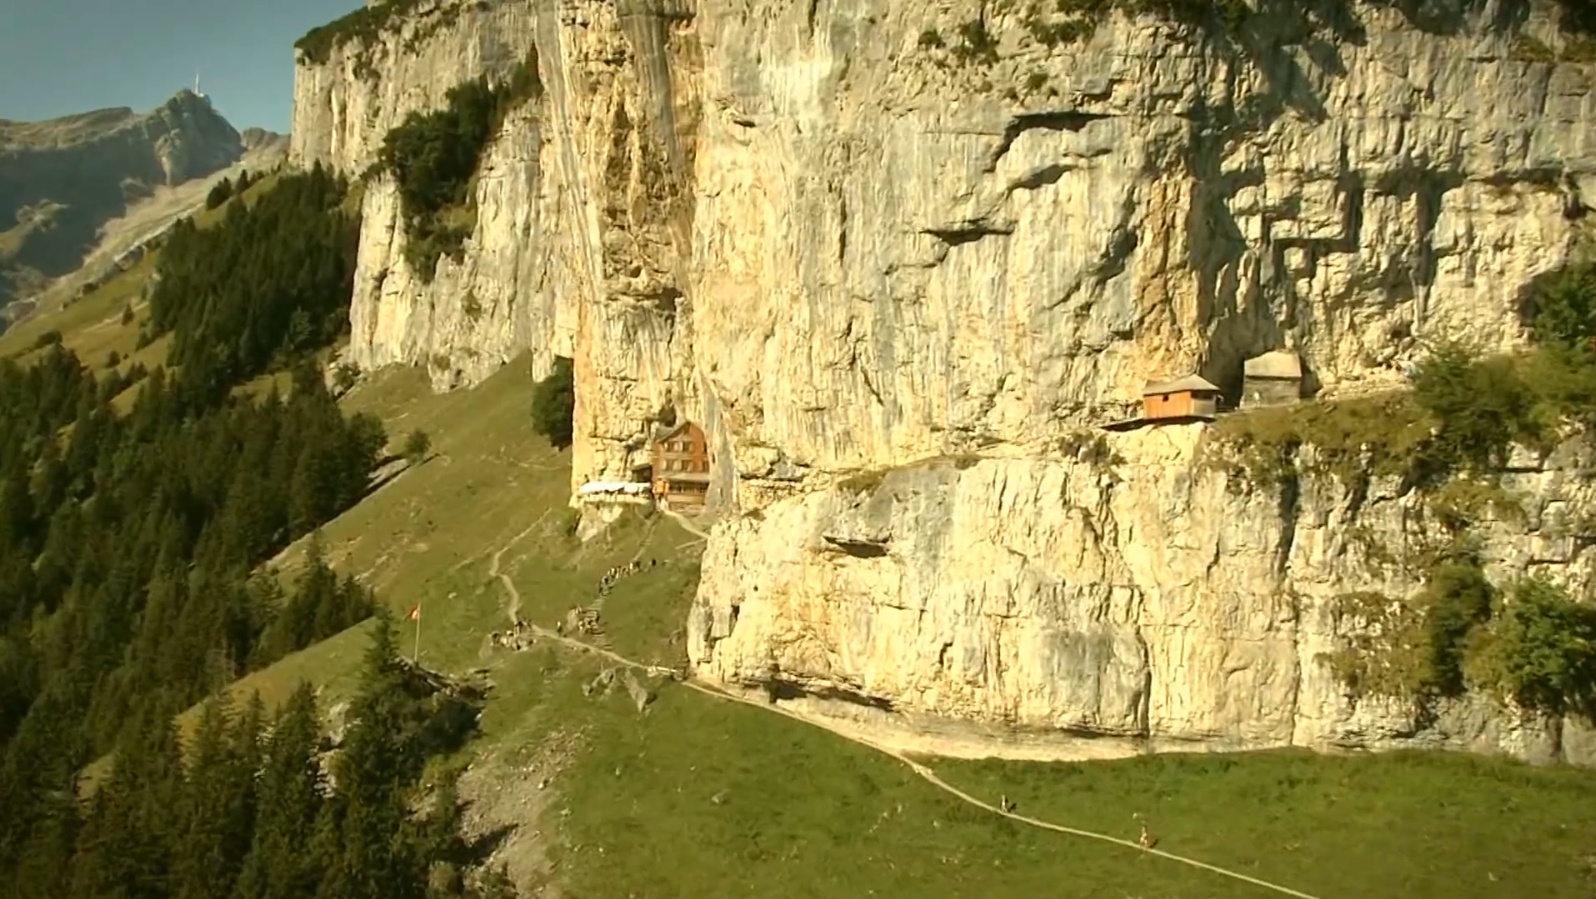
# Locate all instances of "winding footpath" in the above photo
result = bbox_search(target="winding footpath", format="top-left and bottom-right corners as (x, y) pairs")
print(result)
(660, 507), (710, 541)
(486, 536), (1322, 899)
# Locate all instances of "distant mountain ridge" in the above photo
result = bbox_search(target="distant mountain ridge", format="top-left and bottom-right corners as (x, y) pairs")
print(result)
(0, 90), (285, 311)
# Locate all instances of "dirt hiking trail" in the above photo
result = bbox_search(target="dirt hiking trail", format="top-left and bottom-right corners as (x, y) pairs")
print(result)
(484, 530), (1322, 899)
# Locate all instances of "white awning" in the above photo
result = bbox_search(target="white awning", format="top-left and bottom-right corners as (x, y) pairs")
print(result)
(577, 481), (651, 496)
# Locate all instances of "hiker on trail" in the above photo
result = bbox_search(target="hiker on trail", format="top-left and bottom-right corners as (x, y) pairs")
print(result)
(1135, 814), (1157, 850)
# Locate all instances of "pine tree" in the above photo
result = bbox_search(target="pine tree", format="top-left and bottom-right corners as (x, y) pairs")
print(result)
(246, 576), (292, 669)
(0, 464), (39, 556)
(410, 769), (468, 878)
(300, 533), (341, 641)
(70, 705), (183, 899)
(0, 687), (85, 881)
(172, 698), (236, 899)
(8, 790), (79, 899)
(237, 684), (324, 899)
(316, 614), (427, 899)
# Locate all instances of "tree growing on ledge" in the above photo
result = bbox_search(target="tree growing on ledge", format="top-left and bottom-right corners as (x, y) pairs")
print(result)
(375, 54), (542, 283)
(1519, 261), (1596, 351)
(293, 0), (429, 66)
(530, 356), (574, 450)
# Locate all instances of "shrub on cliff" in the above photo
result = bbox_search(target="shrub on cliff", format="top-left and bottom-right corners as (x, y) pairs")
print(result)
(404, 428), (432, 463)
(1326, 559), (1494, 701)
(1416, 561), (1497, 697)
(1329, 560), (1596, 719)
(293, 0), (427, 66)
(530, 356), (574, 450)
(1465, 578), (1596, 717)
(1519, 260), (1596, 350)
(375, 55), (541, 284)
(1410, 340), (1547, 476)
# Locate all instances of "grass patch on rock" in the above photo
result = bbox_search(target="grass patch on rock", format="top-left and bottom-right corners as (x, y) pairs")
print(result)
(1205, 389), (1433, 488)
(837, 468), (889, 495)
(1323, 554), (1596, 724)
(835, 454), (988, 497)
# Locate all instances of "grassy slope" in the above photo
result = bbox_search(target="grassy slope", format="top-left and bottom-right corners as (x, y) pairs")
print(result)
(226, 360), (1596, 899)
(0, 173), (283, 381)
(939, 751), (1596, 898)
(0, 253), (164, 372)
(18, 249), (1596, 896)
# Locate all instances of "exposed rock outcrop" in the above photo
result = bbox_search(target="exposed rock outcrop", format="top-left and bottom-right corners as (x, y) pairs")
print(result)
(688, 428), (1596, 764)
(290, 0), (1596, 762)
(292, 0), (590, 389)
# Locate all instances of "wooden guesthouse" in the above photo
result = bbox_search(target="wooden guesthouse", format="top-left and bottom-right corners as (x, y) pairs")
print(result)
(648, 421), (711, 508)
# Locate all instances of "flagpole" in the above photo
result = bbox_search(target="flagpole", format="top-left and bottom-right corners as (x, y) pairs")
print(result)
(412, 607), (421, 665)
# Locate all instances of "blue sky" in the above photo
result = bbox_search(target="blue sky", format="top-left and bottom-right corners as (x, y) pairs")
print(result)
(0, 0), (359, 131)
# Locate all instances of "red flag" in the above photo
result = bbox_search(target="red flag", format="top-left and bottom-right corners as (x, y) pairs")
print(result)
(407, 605), (420, 622)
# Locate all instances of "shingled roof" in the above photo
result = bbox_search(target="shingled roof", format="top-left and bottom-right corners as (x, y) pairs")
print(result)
(1244, 350), (1303, 380)
(1142, 374), (1220, 397)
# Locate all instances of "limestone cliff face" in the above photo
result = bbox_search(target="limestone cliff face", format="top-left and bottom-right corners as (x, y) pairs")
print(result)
(688, 429), (1596, 764)
(683, 0), (1596, 764)
(291, 0), (697, 393)
(291, 0), (568, 387)
(290, 0), (1596, 761)
(685, 0), (1593, 484)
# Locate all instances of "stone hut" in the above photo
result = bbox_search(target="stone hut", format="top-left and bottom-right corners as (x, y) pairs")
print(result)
(650, 421), (711, 508)
(1242, 351), (1304, 408)
(1141, 375), (1220, 422)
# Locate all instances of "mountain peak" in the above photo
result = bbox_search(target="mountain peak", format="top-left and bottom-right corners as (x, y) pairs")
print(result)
(0, 94), (254, 307)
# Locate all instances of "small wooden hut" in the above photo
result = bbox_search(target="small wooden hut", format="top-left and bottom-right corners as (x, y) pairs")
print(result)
(1141, 375), (1221, 422)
